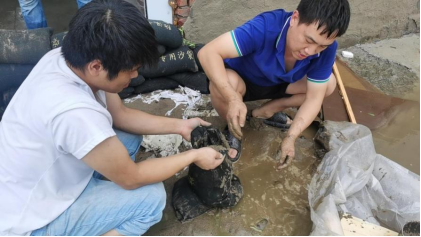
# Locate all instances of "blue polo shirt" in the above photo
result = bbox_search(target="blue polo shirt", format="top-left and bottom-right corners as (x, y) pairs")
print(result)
(224, 9), (337, 86)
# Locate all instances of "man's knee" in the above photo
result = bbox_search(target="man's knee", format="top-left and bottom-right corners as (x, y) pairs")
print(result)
(325, 73), (337, 97)
(135, 183), (166, 223)
(116, 182), (166, 235)
(209, 69), (246, 98)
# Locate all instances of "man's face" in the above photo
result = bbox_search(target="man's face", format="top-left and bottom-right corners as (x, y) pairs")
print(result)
(286, 10), (336, 60)
(84, 61), (140, 93)
(105, 67), (140, 93)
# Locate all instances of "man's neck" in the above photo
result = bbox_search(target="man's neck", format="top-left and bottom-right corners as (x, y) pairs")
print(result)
(284, 45), (294, 60)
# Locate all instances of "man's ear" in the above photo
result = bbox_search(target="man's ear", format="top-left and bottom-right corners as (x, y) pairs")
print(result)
(290, 10), (300, 27)
(86, 59), (104, 77)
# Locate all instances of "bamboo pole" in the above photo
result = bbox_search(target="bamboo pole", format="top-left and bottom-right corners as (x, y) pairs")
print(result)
(333, 62), (357, 124)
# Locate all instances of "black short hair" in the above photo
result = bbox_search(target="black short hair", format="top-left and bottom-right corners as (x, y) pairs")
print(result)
(297, 0), (350, 38)
(62, 0), (159, 79)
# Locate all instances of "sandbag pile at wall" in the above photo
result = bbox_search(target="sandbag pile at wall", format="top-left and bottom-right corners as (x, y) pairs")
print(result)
(0, 22), (208, 119)
(0, 28), (53, 120)
(118, 20), (209, 99)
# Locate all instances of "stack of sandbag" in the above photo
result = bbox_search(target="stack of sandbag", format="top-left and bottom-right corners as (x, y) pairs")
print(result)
(0, 28), (53, 120)
(119, 20), (209, 99)
(0, 23), (208, 120)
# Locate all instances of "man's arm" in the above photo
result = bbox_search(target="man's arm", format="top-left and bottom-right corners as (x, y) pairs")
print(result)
(278, 80), (328, 169)
(106, 92), (205, 140)
(198, 32), (247, 139)
(82, 136), (224, 189)
(198, 32), (241, 104)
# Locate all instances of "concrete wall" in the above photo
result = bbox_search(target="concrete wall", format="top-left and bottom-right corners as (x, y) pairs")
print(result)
(183, 0), (420, 48)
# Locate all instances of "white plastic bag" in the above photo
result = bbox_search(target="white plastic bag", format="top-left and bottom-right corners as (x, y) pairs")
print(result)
(309, 121), (420, 235)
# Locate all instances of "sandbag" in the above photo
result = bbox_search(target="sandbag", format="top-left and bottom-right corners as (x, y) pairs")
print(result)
(149, 20), (183, 49)
(0, 64), (34, 92)
(168, 72), (209, 94)
(118, 87), (134, 99)
(129, 74), (145, 87)
(189, 126), (243, 208)
(171, 126), (244, 223)
(139, 46), (198, 78)
(0, 105), (5, 121)
(157, 44), (166, 56)
(0, 28), (52, 64)
(124, 0), (143, 12)
(0, 87), (18, 121)
(192, 43), (205, 71)
(188, 162), (243, 208)
(51, 31), (68, 49)
(172, 176), (212, 223)
(133, 78), (179, 94)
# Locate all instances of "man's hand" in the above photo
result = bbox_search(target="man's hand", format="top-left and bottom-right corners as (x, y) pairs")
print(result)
(226, 100), (247, 140)
(180, 118), (212, 141)
(194, 147), (225, 170)
(277, 135), (296, 169)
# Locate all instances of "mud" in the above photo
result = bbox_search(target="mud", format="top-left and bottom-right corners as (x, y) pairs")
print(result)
(126, 94), (320, 235)
(209, 145), (228, 158)
(131, 34), (420, 235)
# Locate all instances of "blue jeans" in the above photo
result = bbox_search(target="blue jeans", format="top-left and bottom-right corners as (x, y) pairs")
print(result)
(18, 0), (91, 29)
(30, 129), (166, 236)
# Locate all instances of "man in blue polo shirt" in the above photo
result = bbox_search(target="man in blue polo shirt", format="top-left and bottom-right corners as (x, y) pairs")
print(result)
(198, 0), (350, 168)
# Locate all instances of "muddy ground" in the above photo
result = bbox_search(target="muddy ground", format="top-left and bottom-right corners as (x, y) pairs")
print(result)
(184, 0), (420, 48)
(125, 96), (320, 236)
(0, 0), (418, 235)
(121, 34), (420, 235)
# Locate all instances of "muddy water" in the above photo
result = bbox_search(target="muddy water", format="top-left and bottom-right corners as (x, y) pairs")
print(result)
(144, 107), (320, 235)
(337, 62), (420, 175)
(371, 101), (420, 174)
(231, 125), (319, 235)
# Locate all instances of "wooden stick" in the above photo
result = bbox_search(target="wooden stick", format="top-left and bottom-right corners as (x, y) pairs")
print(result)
(333, 62), (357, 123)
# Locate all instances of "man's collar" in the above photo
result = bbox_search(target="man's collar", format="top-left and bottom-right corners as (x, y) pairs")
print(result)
(275, 16), (291, 53)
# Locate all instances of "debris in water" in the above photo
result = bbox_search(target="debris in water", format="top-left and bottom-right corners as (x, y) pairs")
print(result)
(250, 218), (269, 232)
(124, 86), (201, 116)
(341, 50), (354, 58)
